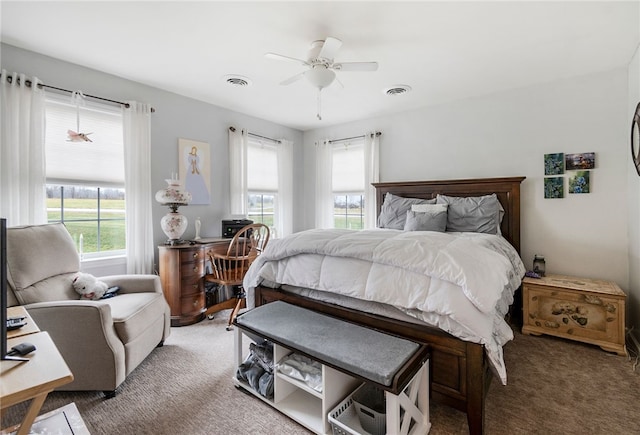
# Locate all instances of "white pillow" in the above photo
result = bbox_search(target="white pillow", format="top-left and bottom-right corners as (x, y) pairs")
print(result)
(411, 203), (448, 213)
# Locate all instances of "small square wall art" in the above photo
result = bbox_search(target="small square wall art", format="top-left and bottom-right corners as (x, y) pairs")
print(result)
(544, 153), (564, 175)
(565, 152), (595, 170)
(544, 177), (564, 199)
(568, 171), (590, 194)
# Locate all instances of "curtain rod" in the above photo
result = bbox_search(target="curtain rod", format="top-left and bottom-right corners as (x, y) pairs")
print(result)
(1, 73), (155, 112)
(329, 131), (382, 144)
(229, 126), (281, 144)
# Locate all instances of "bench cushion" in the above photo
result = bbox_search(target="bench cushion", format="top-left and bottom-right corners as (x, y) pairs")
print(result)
(235, 301), (420, 387)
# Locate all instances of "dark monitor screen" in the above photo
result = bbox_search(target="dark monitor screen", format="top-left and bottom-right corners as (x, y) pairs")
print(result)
(1, 217), (7, 359)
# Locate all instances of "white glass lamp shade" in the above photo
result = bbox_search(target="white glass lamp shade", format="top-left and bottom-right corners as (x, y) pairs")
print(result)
(155, 178), (192, 206)
(305, 66), (335, 89)
(160, 212), (188, 242)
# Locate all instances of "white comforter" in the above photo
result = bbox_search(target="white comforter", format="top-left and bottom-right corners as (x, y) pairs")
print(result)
(244, 228), (525, 384)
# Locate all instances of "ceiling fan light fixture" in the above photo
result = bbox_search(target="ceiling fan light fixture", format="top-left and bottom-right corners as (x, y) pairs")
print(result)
(305, 66), (336, 89)
(223, 75), (252, 87)
(384, 85), (412, 96)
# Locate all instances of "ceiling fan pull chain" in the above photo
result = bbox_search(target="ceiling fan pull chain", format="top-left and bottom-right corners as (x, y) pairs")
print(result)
(317, 89), (322, 121)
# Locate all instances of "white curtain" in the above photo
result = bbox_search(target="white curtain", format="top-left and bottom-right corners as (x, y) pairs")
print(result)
(123, 101), (154, 274)
(229, 127), (248, 216)
(315, 139), (333, 228)
(276, 139), (294, 238)
(364, 132), (380, 229)
(0, 70), (47, 225)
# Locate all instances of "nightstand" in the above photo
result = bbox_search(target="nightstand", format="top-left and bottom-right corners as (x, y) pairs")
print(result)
(522, 274), (627, 356)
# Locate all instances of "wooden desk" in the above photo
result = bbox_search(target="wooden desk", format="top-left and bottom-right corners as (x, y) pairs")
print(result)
(158, 238), (231, 326)
(1, 332), (74, 435)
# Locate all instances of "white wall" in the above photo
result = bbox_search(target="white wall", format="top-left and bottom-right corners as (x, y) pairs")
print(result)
(303, 68), (630, 296)
(1, 43), (305, 272)
(628, 44), (640, 340)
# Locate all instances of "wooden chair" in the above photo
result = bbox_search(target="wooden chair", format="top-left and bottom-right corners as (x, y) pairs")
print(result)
(204, 223), (270, 330)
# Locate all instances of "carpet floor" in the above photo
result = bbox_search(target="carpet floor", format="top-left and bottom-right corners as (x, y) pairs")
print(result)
(3, 311), (639, 434)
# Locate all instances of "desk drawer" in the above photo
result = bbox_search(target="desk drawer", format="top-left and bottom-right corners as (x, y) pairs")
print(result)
(181, 293), (205, 316)
(180, 248), (205, 263)
(181, 261), (204, 279)
(181, 276), (203, 296)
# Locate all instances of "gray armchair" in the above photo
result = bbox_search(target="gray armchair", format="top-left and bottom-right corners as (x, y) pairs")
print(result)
(5, 223), (170, 397)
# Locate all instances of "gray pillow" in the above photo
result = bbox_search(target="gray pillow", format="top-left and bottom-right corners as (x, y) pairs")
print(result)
(377, 193), (436, 230)
(403, 210), (447, 232)
(436, 193), (502, 234)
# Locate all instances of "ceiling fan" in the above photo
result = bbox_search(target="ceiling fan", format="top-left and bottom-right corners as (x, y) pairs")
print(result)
(265, 36), (378, 120)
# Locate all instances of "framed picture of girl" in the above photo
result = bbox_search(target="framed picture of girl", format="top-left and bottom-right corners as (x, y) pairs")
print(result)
(178, 138), (211, 205)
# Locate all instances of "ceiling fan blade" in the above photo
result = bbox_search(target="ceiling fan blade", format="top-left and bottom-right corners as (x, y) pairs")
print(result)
(318, 36), (342, 60)
(333, 61), (379, 72)
(280, 72), (305, 86)
(265, 52), (309, 66)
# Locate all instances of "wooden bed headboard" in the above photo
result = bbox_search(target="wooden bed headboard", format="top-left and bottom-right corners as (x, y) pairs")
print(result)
(373, 176), (526, 253)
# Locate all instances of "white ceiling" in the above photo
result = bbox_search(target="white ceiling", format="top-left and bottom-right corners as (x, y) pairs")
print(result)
(1, 1), (639, 131)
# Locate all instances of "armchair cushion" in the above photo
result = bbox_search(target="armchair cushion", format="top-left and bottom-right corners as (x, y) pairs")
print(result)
(7, 223), (79, 304)
(105, 292), (168, 344)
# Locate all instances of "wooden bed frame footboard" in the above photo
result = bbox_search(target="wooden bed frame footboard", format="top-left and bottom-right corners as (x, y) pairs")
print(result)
(254, 176), (525, 435)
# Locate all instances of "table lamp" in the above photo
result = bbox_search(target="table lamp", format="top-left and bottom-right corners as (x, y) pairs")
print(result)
(155, 174), (192, 245)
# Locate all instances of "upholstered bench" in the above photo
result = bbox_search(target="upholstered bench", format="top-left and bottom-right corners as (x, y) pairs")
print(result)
(233, 301), (431, 435)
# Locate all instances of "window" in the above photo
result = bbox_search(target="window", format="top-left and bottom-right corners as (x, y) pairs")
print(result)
(44, 94), (125, 259)
(332, 139), (365, 229)
(247, 139), (277, 229)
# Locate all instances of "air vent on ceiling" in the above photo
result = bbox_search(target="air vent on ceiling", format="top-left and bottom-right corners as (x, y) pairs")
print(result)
(223, 75), (252, 87)
(384, 85), (412, 96)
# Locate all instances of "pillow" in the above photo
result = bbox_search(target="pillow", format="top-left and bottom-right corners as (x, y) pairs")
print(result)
(403, 209), (447, 232)
(436, 193), (502, 234)
(411, 203), (448, 213)
(377, 193), (436, 229)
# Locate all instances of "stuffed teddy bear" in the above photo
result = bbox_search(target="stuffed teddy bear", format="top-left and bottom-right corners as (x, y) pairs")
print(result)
(72, 272), (110, 300)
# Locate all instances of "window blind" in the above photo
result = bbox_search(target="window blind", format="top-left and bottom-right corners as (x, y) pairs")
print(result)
(45, 94), (124, 186)
(247, 140), (278, 192)
(332, 141), (364, 193)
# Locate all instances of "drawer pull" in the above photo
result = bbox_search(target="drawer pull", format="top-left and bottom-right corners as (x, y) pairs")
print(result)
(193, 252), (199, 259)
(193, 299), (198, 306)
(193, 266), (198, 272)
(192, 284), (198, 289)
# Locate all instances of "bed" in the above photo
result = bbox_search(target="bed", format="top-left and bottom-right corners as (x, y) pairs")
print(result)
(245, 176), (526, 434)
